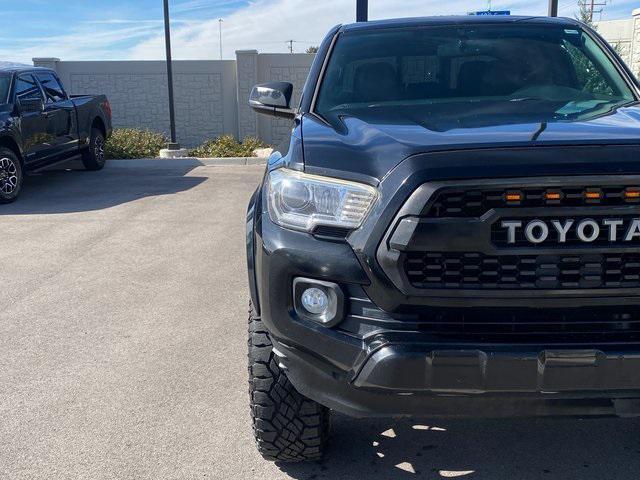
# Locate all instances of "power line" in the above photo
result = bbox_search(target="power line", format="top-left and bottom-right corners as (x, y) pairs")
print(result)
(579, 0), (607, 22)
(284, 40), (318, 54)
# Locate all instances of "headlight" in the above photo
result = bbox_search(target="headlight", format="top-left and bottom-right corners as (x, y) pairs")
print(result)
(267, 168), (378, 232)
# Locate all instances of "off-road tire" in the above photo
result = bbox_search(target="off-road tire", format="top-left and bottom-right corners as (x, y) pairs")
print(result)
(248, 303), (331, 462)
(0, 147), (23, 204)
(82, 128), (106, 171)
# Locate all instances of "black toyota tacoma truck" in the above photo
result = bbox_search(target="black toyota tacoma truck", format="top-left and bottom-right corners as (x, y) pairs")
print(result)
(246, 16), (640, 462)
(0, 66), (112, 203)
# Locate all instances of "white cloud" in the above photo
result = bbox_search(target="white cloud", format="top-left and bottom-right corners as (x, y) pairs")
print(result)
(0, 22), (162, 63)
(172, 0), (247, 14)
(126, 0), (553, 60)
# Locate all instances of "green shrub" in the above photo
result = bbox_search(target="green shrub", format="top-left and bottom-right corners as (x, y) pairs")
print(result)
(189, 135), (267, 158)
(104, 128), (168, 159)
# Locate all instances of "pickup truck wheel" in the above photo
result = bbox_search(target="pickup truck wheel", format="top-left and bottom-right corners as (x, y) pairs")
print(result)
(82, 128), (106, 171)
(248, 303), (331, 462)
(0, 149), (23, 204)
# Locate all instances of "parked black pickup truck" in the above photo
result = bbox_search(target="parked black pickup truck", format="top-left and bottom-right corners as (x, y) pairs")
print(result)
(246, 16), (640, 462)
(0, 66), (112, 203)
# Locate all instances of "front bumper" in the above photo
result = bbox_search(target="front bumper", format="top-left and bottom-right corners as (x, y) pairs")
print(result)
(274, 335), (640, 418)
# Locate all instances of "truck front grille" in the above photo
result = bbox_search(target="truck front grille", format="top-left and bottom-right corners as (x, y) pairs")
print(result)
(346, 296), (640, 345)
(427, 185), (640, 218)
(405, 252), (640, 290)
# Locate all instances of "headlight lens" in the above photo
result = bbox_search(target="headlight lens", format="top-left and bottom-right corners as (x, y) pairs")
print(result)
(267, 168), (378, 232)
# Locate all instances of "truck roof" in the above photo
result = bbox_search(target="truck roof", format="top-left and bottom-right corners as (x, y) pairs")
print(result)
(0, 66), (53, 75)
(341, 15), (581, 33)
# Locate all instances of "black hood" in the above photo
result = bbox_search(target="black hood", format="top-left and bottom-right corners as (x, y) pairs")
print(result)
(301, 104), (640, 184)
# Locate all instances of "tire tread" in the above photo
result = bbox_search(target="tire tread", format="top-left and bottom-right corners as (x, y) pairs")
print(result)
(248, 303), (330, 462)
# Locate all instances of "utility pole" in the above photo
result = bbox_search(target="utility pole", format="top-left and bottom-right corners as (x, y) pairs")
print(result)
(548, 0), (558, 16)
(218, 18), (223, 60)
(356, 0), (368, 22)
(579, 0), (606, 22)
(286, 40), (295, 54)
(163, 0), (179, 150)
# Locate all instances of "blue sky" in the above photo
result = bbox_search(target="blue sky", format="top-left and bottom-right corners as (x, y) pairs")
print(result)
(0, 0), (637, 63)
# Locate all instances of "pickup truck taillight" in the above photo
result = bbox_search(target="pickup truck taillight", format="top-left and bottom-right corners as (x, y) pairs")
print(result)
(102, 100), (112, 120)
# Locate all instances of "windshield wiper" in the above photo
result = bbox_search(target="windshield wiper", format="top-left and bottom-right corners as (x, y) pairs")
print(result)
(531, 122), (547, 141)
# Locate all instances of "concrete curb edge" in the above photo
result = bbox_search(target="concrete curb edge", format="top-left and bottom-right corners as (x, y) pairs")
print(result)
(196, 157), (267, 166)
(108, 157), (267, 166)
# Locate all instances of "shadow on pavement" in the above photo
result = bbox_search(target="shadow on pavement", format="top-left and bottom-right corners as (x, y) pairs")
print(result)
(1, 159), (207, 215)
(279, 414), (640, 479)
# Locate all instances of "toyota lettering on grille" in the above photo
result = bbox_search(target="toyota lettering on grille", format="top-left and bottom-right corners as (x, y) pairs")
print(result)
(501, 218), (640, 245)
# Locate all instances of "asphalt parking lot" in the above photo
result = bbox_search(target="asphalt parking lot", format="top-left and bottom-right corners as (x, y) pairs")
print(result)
(2, 159), (640, 480)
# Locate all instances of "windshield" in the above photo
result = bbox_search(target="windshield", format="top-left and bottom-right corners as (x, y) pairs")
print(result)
(0, 74), (11, 104)
(315, 25), (636, 129)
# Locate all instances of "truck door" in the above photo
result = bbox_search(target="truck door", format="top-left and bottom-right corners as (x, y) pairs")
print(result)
(35, 72), (78, 158)
(14, 74), (49, 165)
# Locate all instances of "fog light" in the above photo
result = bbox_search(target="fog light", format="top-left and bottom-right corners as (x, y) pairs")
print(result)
(293, 278), (345, 327)
(301, 288), (329, 315)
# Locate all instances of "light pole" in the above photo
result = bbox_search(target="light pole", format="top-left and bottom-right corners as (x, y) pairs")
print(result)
(548, 0), (558, 16)
(219, 18), (223, 60)
(163, 0), (179, 150)
(356, 0), (368, 21)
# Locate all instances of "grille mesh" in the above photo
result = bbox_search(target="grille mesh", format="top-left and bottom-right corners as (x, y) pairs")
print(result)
(416, 308), (640, 344)
(405, 252), (640, 290)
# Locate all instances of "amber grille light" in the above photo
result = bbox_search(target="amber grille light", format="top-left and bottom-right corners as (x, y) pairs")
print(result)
(505, 191), (522, 203)
(625, 188), (640, 200)
(545, 191), (562, 202)
(585, 190), (602, 201)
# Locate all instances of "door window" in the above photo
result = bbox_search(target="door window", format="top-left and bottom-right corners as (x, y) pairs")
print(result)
(562, 35), (616, 97)
(0, 75), (11, 103)
(35, 72), (67, 103)
(15, 74), (43, 102)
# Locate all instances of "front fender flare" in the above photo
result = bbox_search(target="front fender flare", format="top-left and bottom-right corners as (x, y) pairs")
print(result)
(246, 186), (261, 315)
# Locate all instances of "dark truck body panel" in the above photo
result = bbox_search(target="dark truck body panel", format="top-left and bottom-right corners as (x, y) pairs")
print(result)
(0, 67), (112, 173)
(301, 106), (640, 185)
(248, 16), (640, 418)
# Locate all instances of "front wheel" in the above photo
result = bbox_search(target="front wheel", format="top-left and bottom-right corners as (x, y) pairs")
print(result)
(82, 128), (106, 171)
(248, 304), (331, 462)
(0, 148), (23, 204)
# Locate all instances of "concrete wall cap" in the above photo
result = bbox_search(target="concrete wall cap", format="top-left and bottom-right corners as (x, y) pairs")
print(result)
(32, 57), (60, 62)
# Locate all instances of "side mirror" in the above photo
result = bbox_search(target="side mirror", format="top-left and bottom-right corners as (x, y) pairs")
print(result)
(18, 98), (44, 114)
(249, 82), (296, 119)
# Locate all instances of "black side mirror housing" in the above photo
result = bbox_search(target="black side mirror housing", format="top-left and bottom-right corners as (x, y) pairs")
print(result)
(18, 98), (44, 114)
(249, 82), (296, 119)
